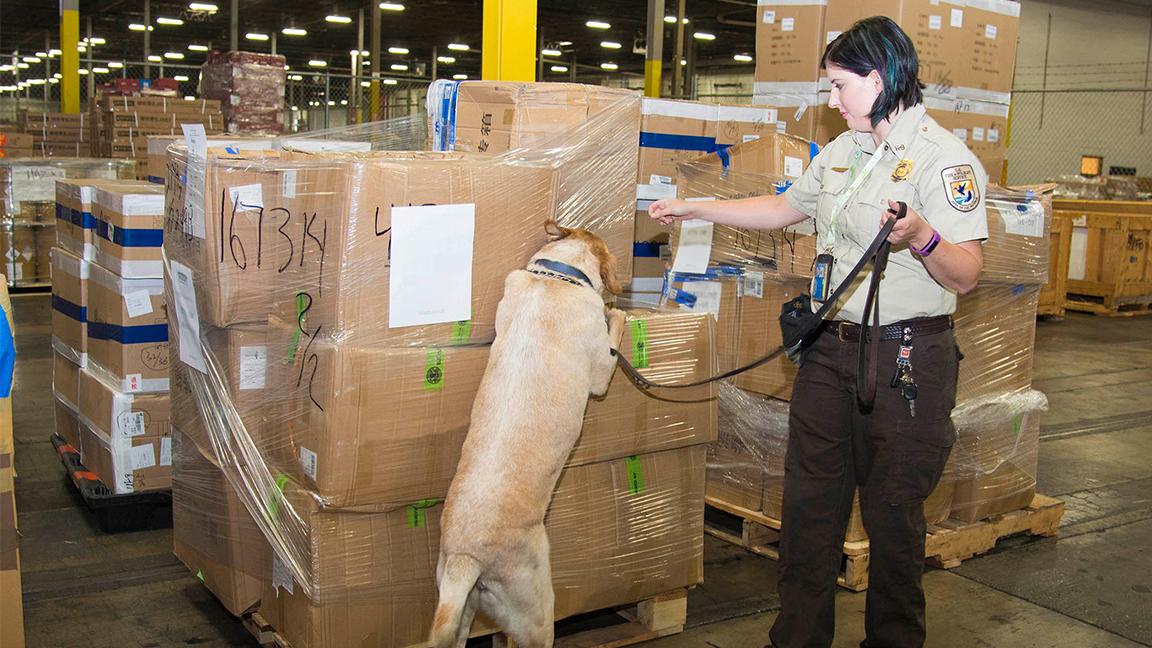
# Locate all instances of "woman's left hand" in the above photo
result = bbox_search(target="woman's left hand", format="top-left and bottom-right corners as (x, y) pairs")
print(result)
(883, 199), (932, 248)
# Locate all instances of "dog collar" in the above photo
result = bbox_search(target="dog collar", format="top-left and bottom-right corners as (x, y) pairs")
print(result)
(528, 258), (595, 289)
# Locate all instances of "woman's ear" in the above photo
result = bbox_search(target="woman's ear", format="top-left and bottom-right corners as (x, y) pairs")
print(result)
(869, 69), (884, 93)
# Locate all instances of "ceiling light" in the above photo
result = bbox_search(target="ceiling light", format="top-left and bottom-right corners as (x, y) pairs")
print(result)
(108, 61), (124, 68)
(185, 95), (196, 100)
(586, 20), (611, 29)
(49, 49), (62, 56)
(542, 49), (561, 57)
(680, 58), (686, 66)
(78, 69), (88, 75)
(164, 52), (185, 59)
(361, 80), (370, 87)
(16, 63), (28, 69)
(550, 65), (568, 72)
(453, 74), (467, 80)
(282, 28), (307, 36)
(129, 24), (153, 32)
(78, 45), (87, 52)
(308, 59), (327, 67)
(35, 52), (47, 58)
(326, 14), (352, 24)
(246, 33), (269, 41)
(447, 43), (469, 51)
(437, 56), (455, 64)
(189, 2), (218, 11)
(174, 75), (190, 81)
(188, 44), (209, 52)
(694, 32), (716, 41)
(388, 46), (409, 55)
(49, 78), (58, 84)
(600, 62), (618, 70)
(664, 16), (689, 24)
(289, 74), (304, 80)
(291, 106), (299, 111)
(148, 55), (163, 62)
(22, 57), (41, 63)
(384, 78), (398, 85)
(53, 73), (61, 78)
(28, 78), (46, 85)
(156, 17), (184, 25)
(379, 2), (405, 10)
(390, 63), (408, 71)
(93, 67), (110, 74)
(558, 41), (572, 46)
(88, 37), (106, 45)
(733, 53), (753, 62)
(327, 100), (335, 106)
(600, 41), (621, 49)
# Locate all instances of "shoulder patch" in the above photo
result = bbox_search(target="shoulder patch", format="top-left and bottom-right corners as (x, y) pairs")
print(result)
(941, 164), (980, 212)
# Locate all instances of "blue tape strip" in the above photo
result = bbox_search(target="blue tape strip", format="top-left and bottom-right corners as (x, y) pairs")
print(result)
(633, 241), (662, 258)
(809, 140), (820, 161)
(55, 203), (70, 224)
(52, 295), (87, 323)
(672, 289), (697, 308)
(433, 80), (462, 152)
(670, 265), (743, 282)
(87, 321), (169, 344)
(639, 132), (719, 153)
(717, 145), (732, 171)
(94, 218), (164, 248)
(0, 305), (12, 397)
(147, 175), (166, 185)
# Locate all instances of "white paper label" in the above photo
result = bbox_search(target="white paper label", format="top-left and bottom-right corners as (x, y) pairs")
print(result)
(182, 123), (209, 239)
(781, 17), (795, 32)
(126, 411), (146, 437)
(987, 128), (1000, 143)
(127, 373), (142, 392)
(159, 436), (172, 466)
(124, 290), (154, 318)
(776, 120), (788, 134)
(929, 15), (942, 30)
(742, 134), (761, 143)
(300, 446), (318, 480)
(1000, 206), (1045, 238)
(239, 345), (268, 390)
(762, 10), (776, 24)
(282, 169), (298, 198)
(170, 260), (208, 374)
(972, 127), (986, 142)
(10, 166), (67, 203)
(228, 183), (264, 212)
(783, 156), (804, 179)
(743, 271), (765, 299)
(953, 128), (968, 141)
(388, 203), (476, 329)
(826, 30), (842, 44)
(11, 265), (22, 281)
(951, 8), (964, 28)
(793, 102), (809, 122)
(986, 24), (998, 39)
(273, 553), (295, 595)
(670, 219), (714, 275)
(1069, 227), (1087, 280)
(650, 174), (674, 186)
(679, 281), (722, 317)
(130, 443), (157, 470)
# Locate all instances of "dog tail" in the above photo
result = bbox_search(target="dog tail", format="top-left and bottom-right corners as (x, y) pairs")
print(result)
(429, 554), (483, 648)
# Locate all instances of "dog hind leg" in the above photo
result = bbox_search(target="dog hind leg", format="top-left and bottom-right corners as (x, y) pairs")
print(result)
(482, 527), (556, 648)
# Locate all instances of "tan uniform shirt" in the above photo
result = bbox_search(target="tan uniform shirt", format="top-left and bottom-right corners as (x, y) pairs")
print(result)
(785, 104), (988, 325)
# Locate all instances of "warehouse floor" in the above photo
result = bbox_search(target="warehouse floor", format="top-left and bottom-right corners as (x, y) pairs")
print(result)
(10, 292), (1152, 648)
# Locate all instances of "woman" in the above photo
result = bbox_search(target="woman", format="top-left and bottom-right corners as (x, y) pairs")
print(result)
(649, 17), (986, 648)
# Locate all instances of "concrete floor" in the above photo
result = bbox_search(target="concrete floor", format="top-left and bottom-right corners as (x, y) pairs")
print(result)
(10, 292), (1152, 648)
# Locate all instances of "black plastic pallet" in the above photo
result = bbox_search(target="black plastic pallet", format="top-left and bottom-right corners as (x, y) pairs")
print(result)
(51, 433), (173, 533)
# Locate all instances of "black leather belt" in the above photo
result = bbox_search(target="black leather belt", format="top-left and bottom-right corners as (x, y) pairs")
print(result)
(824, 315), (953, 342)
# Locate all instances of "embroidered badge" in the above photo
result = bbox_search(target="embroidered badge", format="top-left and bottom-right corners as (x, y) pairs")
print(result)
(941, 164), (980, 212)
(892, 159), (913, 182)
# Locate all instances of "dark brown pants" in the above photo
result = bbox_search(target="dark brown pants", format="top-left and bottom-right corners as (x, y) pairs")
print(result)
(768, 325), (959, 648)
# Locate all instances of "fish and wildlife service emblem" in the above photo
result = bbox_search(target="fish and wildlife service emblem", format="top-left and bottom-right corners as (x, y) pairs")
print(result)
(941, 164), (980, 212)
(892, 159), (913, 182)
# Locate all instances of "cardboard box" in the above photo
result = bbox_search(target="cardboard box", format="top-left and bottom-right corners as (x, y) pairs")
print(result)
(77, 366), (171, 443)
(78, 419), (172, 494)
(56, 179), (155, 260)
(55, 395), (83, 453)
(428, 81), (641, 288)
(924, 95), (1008, 180)
(0, 227), (37, 285)
(754, 1), (830, 87)
(92, 183), (166, 278)
(146, 135), (276, 183)
(265, 445), (706, 648)
(53, 349), (82, 414)
(954, 282), (1039, 406)
(267, 310), (716, 507)
(949, 392), (1042, 522)
(50, 247), (89, 360)
(752, 90), (843, 145)
(958, 0), (1021, 101)
(983, 184), (1053, 284)
(85, 261), (168, 393)
(1, 405), (24, 648)
(172, 434), (270, 616)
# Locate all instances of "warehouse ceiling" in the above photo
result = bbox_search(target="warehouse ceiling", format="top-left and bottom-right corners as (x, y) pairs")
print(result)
(0, 0), (758, 82)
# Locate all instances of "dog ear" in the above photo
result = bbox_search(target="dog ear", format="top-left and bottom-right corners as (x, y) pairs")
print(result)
(543, 219), (572, 241)
(595, 242), (622, 295)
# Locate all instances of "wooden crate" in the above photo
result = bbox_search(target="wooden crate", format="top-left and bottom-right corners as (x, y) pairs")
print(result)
(706, 494), (1064, 592)
(1054, 199), (1152, 315)
(243, 589), (689, 648)
(1038, 214), (1072, 317)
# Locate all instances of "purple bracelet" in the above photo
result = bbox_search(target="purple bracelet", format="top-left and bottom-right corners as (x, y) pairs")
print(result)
(911, 228), (941, 257)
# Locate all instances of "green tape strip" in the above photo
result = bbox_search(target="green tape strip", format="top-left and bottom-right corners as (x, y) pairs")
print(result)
(407, 499), (441, 528)
(196, 569), (205, 583)
(286, 293), (308, 363)
(265, 473), (291, 524)
(626, 455), (644, 494)
(424, 349), (445, 391)
(630, 319), (649, 369)
(1012, 414), (1023, 438)
(451, 320), (472, 345)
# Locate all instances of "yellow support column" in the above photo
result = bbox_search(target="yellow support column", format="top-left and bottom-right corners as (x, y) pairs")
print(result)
(644, 0), (665, 97)
(482, 0), (536, 81)
(60, 0), (81, 113)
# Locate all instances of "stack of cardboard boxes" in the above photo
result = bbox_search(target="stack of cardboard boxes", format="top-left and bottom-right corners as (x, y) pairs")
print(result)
(753, 0), (1019, 180)
(199, 51), (287, 135)
(0, 132), (33, 160)
(1, 159), (133, 288)
(166, 82), (718, 645)
(51, 175), (173, 498)
(19, 111), (91, 158)
(0, 276), (23, 648)
(92, 95), (225, 179)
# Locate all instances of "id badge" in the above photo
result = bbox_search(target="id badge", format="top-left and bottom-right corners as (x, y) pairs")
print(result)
(812, 253), (834, 302)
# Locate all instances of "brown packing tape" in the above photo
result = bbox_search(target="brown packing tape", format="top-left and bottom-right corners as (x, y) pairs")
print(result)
(0, 490), (16, 571)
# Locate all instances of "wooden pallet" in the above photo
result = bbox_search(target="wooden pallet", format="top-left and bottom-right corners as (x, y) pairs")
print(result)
(705, 494), (1064, 592)
(1065, 293), (1152, 317)
(242, 589), (688, 648)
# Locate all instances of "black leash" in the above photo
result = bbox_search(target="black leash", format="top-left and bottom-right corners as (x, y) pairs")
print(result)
(612, 203), (906, 391)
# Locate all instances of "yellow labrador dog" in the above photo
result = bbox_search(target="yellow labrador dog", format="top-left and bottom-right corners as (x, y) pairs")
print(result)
(430, 221), (627, 648)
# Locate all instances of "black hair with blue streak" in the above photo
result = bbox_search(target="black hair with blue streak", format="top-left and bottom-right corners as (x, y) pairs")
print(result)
(822, 16), (924, 128)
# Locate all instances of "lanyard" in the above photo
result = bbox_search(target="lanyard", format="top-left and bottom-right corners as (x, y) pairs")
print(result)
(823, 144), (886, 249)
